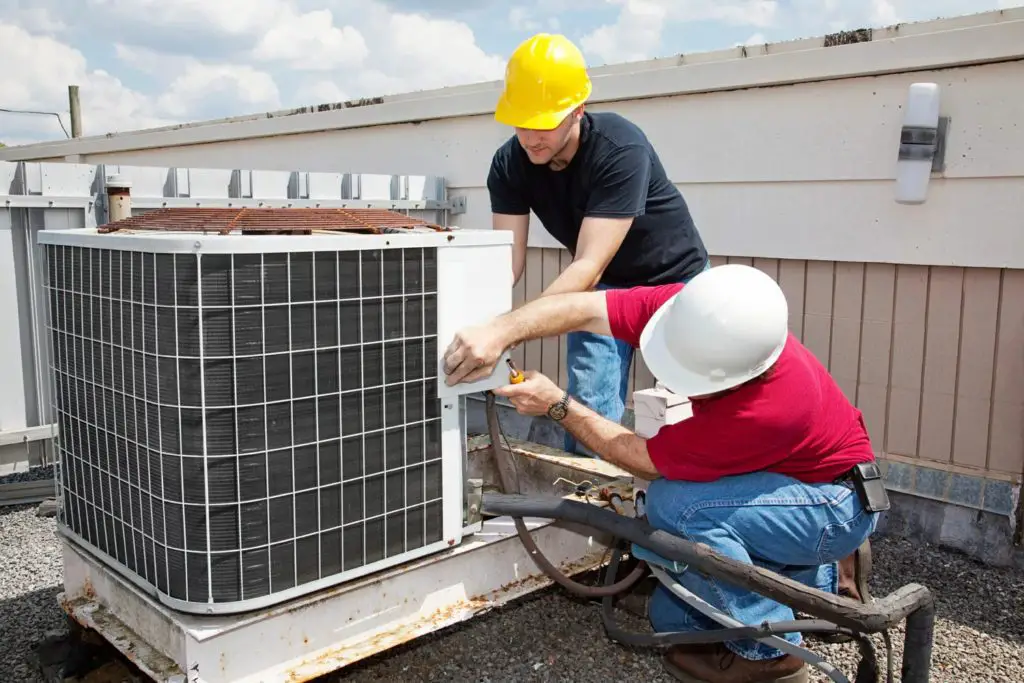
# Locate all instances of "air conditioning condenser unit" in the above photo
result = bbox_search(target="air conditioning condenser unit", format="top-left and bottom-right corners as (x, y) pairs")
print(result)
(40, 208), (512, 615)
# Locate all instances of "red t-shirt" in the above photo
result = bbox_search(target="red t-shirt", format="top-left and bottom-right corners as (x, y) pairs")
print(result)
(606, 283), (876, 484)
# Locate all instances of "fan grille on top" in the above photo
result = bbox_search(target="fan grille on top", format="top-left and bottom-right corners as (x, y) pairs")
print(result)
(95, 207), (448, 235)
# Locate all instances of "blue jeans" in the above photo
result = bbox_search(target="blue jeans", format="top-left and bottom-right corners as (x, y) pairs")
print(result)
(641, 471), (879, 660)
(563, 260), (711, 456)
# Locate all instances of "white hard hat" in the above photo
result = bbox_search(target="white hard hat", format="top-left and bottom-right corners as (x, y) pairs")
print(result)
(638, 264), (789, 398)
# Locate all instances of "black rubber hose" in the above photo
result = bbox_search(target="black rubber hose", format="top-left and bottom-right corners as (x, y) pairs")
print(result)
(598, 549), (887, 683)
(599, 548), (859, 643)
(900, 601), (936, 683)
(483, 491), (934, 635)
(484, 392), (647, 598)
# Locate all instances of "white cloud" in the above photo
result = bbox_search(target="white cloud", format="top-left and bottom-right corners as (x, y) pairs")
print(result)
(295, 80), (351, 104)
(112, 44), (193, 77)
(381, 12), (506, 88)
(0, 20), (281, 145)
(509, 6), (551, 32)
(506, 5), (563, 34)
(155, 64), (282, 119)
(579, 0), (1010, 65)
(86, 0), (288, 37)
(581, 0), (778, 64)
(0, 0), (506, 145)
(509, 7), (540, 31)
(252, 9), (369, 70)
(337, 9), (506, 96)
(6, 6), (66, 34)
(581, 0), (670, 65)
(869, 0), (901, 24)
(737, 32), (767, 46)
(0, 22), (171, 143)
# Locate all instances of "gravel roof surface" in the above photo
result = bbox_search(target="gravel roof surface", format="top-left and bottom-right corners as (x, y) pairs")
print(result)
(1, 497), (1021, 683)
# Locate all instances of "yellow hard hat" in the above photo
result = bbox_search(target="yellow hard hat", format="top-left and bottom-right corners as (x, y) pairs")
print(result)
(495, 33), (593, 130)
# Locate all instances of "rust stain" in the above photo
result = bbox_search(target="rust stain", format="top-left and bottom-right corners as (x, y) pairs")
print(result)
(59, 595), (90, 628)
(283, 551), (606, 682)
(96, 207), (451, 234)
(823, 28), (872, 46)
(60, 597), (183, 681)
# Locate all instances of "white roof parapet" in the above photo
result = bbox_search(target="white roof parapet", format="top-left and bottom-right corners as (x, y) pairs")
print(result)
(1, 7), (1023, 163)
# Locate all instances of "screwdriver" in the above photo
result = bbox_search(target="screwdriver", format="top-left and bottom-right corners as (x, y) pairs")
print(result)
(506, 358), (525, 384)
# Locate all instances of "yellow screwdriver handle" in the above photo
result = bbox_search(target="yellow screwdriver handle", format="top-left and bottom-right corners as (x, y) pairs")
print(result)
(506, 359), (525, 384)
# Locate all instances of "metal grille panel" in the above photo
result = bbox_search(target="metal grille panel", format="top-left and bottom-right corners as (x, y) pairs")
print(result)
(45, 243), (444, 607)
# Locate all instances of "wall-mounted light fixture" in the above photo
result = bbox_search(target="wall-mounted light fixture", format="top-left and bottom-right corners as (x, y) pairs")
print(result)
(895, 82), (949, 205)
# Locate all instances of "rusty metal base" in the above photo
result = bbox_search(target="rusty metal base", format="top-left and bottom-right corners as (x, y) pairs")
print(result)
(56, 440), (627, 683)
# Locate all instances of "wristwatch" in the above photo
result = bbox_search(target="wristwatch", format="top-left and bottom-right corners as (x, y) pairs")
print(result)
(547, 390), (571, 422)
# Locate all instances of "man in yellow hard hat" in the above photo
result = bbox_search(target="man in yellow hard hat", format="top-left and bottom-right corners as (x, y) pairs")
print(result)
(487, 33), (710, 456)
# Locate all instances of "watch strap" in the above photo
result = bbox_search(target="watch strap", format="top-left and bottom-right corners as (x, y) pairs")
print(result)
(547, 390), (570, 421)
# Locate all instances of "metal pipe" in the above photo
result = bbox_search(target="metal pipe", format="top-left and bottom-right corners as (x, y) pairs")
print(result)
(104, 174), (132, 223)
(482, 492), (936, 638)
(484, 393), (647, 598)
(481, 407), (934, 681)
(901, 600), (936, 683)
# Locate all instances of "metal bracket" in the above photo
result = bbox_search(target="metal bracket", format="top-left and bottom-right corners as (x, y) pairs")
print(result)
(1, 195), (95, 210)
(448, 195), (467, 216)
(465, 478), (483, 526)
(897, 116), (949, 173)
(0, 423), (58, 447)
(126, 197), (460, 211)
(932, 116), (950, 173)
(1, 195), (465, 213)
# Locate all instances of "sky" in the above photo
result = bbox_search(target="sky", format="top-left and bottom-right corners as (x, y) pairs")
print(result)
(0, 0), (1019, 147)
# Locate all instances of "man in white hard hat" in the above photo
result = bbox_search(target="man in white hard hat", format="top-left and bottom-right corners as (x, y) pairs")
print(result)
(442, 264), (886, 683)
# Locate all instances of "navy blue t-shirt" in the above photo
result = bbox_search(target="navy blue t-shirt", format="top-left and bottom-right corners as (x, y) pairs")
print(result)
(487, 111), (708, 288)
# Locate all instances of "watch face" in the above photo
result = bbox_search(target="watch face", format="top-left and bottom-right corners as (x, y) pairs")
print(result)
(548, 403), (568, 421)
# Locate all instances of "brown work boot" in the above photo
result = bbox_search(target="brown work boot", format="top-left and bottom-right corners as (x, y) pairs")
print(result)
(662, 643), (808, 683)
(838, 539), (873, 603)
(812, 539), (873, 644)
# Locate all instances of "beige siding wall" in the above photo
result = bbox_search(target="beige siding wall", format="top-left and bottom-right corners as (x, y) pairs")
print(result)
(516, 247), (1024, 483)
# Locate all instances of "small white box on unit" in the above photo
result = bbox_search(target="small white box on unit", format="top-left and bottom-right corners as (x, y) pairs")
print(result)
(632, 384), (692, 439)
(631, 383), (692, 498)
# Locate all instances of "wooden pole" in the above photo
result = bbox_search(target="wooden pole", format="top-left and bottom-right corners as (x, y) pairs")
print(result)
(68, 85), (82, 138)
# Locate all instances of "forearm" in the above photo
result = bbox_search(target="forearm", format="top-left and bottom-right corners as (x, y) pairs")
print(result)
(512, 250), (526, 286)
(560, 401), (661, 480)
(496, 290), (609, 348)
(539, 259), (602, 298)
(492, 213), (529, 286)
(509, 234), (527, 286)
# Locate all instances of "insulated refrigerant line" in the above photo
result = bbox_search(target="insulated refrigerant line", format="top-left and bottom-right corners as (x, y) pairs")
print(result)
(483, 392), (647, 598)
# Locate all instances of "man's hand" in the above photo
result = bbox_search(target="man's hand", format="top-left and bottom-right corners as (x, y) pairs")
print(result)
(496, 369), (660, 480)
(493, 370), (563, 417)
(443, 323), (510, 386)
